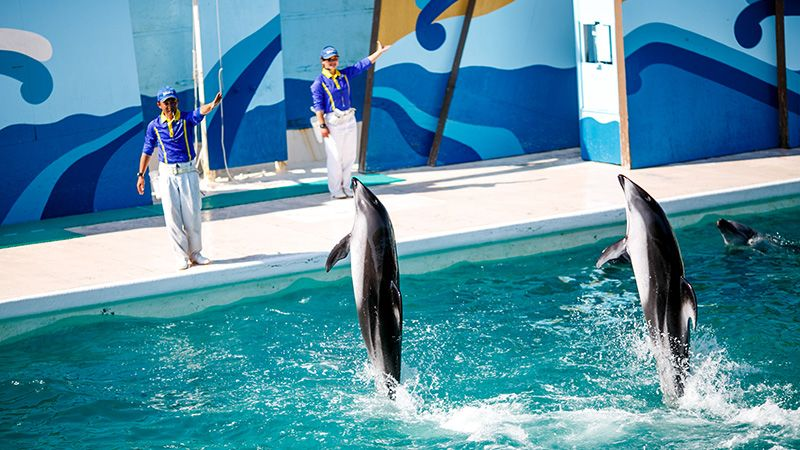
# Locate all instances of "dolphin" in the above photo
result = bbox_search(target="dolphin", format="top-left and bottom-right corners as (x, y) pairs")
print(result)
(716, 218), (758, 247)
(716, 218), (800, 253)
(326, 178), (403, 398)
(597, 174), (697, 401)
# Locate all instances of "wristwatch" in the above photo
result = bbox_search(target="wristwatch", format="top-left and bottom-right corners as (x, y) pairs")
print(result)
(137, 172), (145, 177)
(319, 123), (327, 129)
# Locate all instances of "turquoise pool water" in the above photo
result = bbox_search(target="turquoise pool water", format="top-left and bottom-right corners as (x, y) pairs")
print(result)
(1, 205), (799, 448)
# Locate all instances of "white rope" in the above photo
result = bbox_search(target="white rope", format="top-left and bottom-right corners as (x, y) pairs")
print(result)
(215, 0), (234, 181)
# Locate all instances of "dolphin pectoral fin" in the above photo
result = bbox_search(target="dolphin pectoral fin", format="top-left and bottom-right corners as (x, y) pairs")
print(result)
(325, 234), (351, 272)
(390, 280), (403, 324)
(595, 237), (629, 268)
(680, 277), (698, 330)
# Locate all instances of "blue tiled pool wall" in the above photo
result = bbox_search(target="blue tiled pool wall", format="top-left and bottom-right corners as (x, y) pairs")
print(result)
(2, 0), (798, 226)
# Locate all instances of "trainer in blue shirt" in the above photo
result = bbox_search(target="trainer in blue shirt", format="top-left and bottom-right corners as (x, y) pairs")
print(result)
(136, 86), (222, 270)
(310, 41), (391, 199)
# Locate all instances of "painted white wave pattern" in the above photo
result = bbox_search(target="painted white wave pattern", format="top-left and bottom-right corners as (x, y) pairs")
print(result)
(0, 28), (53, 61)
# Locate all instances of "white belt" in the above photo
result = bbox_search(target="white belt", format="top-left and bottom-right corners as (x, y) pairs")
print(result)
(160, 160), (197, 176)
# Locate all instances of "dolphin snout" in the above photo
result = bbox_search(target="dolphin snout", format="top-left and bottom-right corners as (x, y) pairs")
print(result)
(617, 174), (628, 190)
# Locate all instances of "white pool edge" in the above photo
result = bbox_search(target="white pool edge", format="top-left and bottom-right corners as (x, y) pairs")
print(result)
(2, 178), (799, 321)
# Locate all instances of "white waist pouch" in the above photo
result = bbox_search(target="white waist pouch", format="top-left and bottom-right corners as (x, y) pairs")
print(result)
(309, 107), (356, 143)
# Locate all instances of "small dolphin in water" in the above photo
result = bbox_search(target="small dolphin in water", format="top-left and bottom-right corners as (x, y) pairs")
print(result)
(326, 178), (403, 399)
(716, 218), (800, 253)
(716, 218), (758, 247)
(597, 175), (697, 401)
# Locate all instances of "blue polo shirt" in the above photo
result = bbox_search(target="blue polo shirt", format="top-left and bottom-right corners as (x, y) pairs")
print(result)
(311, 57), (372, 113)
(142, 108), (205, 163)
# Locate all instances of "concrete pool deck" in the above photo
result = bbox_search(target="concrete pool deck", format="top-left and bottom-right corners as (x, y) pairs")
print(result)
(2, 147), (800, 320)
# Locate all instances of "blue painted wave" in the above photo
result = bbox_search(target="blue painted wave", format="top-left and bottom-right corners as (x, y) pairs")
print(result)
(374, 63), (451, 117)
(627, 60), (779, 168)
(365, 64), (450, 170)
(415, 0), (459, 51)
(626, 42), (800, 114)
(0, 49), (53, 104)
(734, 0), (800, 49)
(43, 122), (143, 220)
(369, 95), (435, 161)
(206, 34), (283, 170)
(367, 63), (579, 169)
(369, 89), (480, 169)
(579, 118), (620, 165)
(0, 107), (148, 224)
(436, 65), (579, 164)
(625, 23), (800, 91)
(229, 103), (287, 166)
(365, 107), (430, 171)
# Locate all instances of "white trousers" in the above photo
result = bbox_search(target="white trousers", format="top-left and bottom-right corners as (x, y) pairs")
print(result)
(323, 113), (358, 195)
(158, 161), (203, 261)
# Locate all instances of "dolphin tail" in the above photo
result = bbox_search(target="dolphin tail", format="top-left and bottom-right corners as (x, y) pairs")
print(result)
(325, 233), (351, 272)
(596, 237), (629, 268)
(680, 277), (698, 330)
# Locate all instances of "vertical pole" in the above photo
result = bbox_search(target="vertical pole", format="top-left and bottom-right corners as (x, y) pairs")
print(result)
(427, 0), (477, 166)
(614, 0), (631, 169)
(775, 0), (789, 149)
(358, 0), (383, 174)
(192, 0), (211, 175)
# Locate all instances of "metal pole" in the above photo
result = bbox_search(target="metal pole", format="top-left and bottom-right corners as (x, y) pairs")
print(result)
(427, 0), (477, 167)
(192, 0), (211, 175)
(775, 0), (789, 149)
(357, 0), (383, 173)
(614, 0), (631, 169)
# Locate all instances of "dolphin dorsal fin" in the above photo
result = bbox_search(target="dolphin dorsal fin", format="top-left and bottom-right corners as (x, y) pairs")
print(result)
(325, 233), (351, 272)
(595, 237), (629, 268)
(680, 277), (698, 330)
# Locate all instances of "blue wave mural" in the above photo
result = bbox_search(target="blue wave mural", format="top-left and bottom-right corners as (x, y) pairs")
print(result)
(416, 0), (459, 51)
(436, 64), (578, 165)
(0, 50), (53, 105)
(0, 108), (148, 225)
(202, 14), (287, 170)
(734, 0), (800, 49)
(366, 63), (451, 171)
(626, 42), (782, 167)
(624, 18), (800, 166)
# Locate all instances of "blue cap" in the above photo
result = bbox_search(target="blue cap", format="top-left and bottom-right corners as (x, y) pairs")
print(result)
(156, 86), (178, 102)
(320, 46), (338, 60)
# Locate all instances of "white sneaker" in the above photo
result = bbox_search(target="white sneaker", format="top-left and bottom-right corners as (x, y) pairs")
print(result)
(191, 253), (211, 265)
(344, 188), (354, 198)
(331, 192), (347, 199)
(177, 258), (190, 270)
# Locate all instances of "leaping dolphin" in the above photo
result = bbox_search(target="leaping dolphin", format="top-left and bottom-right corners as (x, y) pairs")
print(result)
(326, 178), (403, 399)
(597, 174), (698, 401)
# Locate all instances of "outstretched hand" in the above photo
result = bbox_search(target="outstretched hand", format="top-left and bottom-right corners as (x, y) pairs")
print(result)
(201, 92), (223, 115)
(376, 41), (392, 55)
(368, 41), (392, 64)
